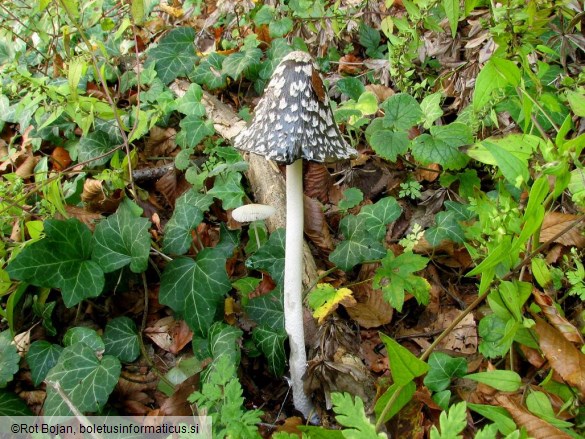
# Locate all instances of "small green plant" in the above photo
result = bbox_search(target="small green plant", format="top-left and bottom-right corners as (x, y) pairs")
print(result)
(399, 179), (422, 200)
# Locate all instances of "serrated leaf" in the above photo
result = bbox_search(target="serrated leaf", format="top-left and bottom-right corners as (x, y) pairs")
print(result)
(92, 200), (151, 273)
(163, 191), (213, 255)
(380, 333), (429, 385)
(178, 115), (214, 148)
(208, 171), (245, 210)
(252, 326), (287, 376)
(381, 93), (422, 131)
(373, 251), (430, 312)
(246, 229), (285, 284)
(425, 210), (466, 246)
(44, 343), (121, 416)
(358, 196), (402, 240)
(329, 215), (386, 271)
(6, 219), (104, 308)
(190, 53), (228, 90)
(222, 48), (262, 79)
(77, 130), (115, 167)
(331, 392), (387, 438)
(0, 331), (19, 388)
(423, 352), (468, 392)
(26, 341), (63, 386)
(370, 129), (409, 162)
(0, 390), (32, 416)
(411, 123), (471, 170)
(103, 317), (140, 362)
(63, 327), (105, 352)
(430, 401), (467, 439)
(148, 27), (198, 84)
(159, 248), (231, 337)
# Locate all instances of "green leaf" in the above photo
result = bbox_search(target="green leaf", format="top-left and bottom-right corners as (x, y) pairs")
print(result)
(381, 93), (422, 131)
(246, 229), (285, 285)
(337, 78), (366, 101)
(379, 333), (428, 385)
(370, 130), (409, 162)
(425, 210), (466, 246)
(423, 352), (468, 392)
(0, 331), (19, 388)
(252, 326), (287, 376)
(208, 171), (246, 210)
(420, 92), (444, 129)
(566, 90), (585, 117)
(148, 27), (198, 84)
(373, 251), (430, 312)
(190, 53), (228, 90)
(411, 123), (471, 170)
(430, 401), (467, 439)
(473, 58), (521, 111)
(159, 248), (231, 337)
(338, 188), (363, 211)
(329, 215), (386, 271)
(77, 130), (115, 167)
(526, 391), (574, 429)
(178, 115), (214, 148)
(331, 393), (387, 438)
(63, 327), (105, 352)
(246, 289), (284, 332)
(467, 403), (516, 436)
(103, 317), (140, 363)
(358, 196), (402, 241)
(374, 380), (416, 423)
(0, 391), (32, 416)
(92, 200), (151, 273)
(26, 341), (63, 386)
(478, 314), (518, 358)
(175, 83), (205, 116)
(208, 322), (242, 368)
(269, 17), (293, 38)
(442, 0), (459, 37)
(482, 141), (529, 187)
(44, 344), (121, 416)
(130, 0), (144, 25)
(163, 191), (213, 255)
(6, 219), (104, 308)
(464, 370), (522, 392)
(254, 5), (274, 25)
(359, 24), (384, 58)
(222, 48), (263, 79)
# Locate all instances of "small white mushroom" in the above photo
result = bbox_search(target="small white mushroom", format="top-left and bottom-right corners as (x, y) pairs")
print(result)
(232, 204), (276, 223)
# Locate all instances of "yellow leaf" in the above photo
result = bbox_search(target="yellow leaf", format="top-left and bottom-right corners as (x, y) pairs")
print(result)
(310, 284), (356, 324)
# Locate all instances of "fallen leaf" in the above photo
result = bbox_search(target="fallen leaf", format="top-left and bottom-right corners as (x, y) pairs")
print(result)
(144, 316), (193, 354)
(155, 170), (179, 206)
(338, 54), (363, 75)
(533, 316), (585, 395)
(540, 212), (585, 248)
(532, 289), (584, 344)
(159, 373), (199, 416)
(15, 155), (38, 178)
(304, 162), (333, 203)
(365, 84), (395, 103)
(346, 263), (393, 328)
(414, 163), (440, 182)
(304, 196), (335, 254)
(51, 146), (72, 171)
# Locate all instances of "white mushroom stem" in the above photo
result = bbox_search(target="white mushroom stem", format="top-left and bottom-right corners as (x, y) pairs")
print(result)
(284, 159), (314, 418)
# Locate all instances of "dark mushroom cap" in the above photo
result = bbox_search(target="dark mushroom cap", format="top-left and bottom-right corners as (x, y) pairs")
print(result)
(235, 51), (358, 165)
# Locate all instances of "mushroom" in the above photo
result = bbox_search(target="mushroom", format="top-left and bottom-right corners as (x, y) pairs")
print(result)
(232, 203), (276, 250)
(235, 51), (357, 418)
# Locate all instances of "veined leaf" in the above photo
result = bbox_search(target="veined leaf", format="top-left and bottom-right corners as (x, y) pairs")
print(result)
(246, 229), (285, 285)
(473, 57), (521, 111)
(190, 53), (228, 90)
(252, 326), (287, 376)
(308, 283), (355, 324)
(379, 333), (428, 385)
(0, 331), (19, 388)
(208, 171), (245, 210)
(103, 317), (140, 363)
(465, 370), (522, 392)
(359, 196), (402, 241)
(26, 341), (63, 386)
(381, 93), (422, 130)
(411, 123), (471, 170)
(77, 130), (115, 167)
(222, 48), (263, 79)
(147, 27), (198, 84)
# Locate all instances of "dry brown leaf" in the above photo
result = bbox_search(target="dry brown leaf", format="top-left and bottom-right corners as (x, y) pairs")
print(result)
(345, 263), (393, 328)
(533, 316), (585, 395)
(495, 394), (573, 439)
(365, 84), (395, 103)
(51, 146), (72, 171)
(532, 289), (584, 344)
(144, 126), (177, 157)
(338, 54), (363, 75)
(275, 416), (303, 435)
(59, 206), (103, 230)
(414, 163), (440, 182)
(304, 196), (334, 254)
(144, 316), (193, 354)
(426, 309), (477, 354)
(304, 162), (333, 203)
(15, 155), (38, 178)
(155, 170), (178, 206)
(540, 212), (585, 248)
(159, 374), (199, 416)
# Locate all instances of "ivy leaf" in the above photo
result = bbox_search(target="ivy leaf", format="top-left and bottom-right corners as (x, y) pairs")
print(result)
(370, 129), (409, 162)
(103, 317), (140, 363)
(208, 322), (242, 369)
(208, 171), (245, 210)
(26, 341), (63, 386)
(246, 229), (285, 284)
(373, 251), (430, 312)
(160, 248), (231, 337)
(6, 219), (104, 308)
(381, 93), (422, 131)
(190, 53), (228, 90)
(163, 191), (213, 255)
(0, 391), (32, 416)
(411, 123), (471, 170)
(44, 343), (121, 416)
(331, 392), (387, 438)
(425, 210), (465, 246)
(147, 27), (198, 84)
(330, 215), (386, 271)
(246, 289), (284, 332)
(77, 130), (115, 167)
(358, 196), (402, 241)
(252, 326), (287, 376)
(423, 352), (468, 392)
(92, 200), (151, 274)
(0, 331), (19, 388)
(269, 17), (293, 38)
(338, 187), (363, 211)
(175, 83), (205, 116)
(222, 48), (263, 79)
(178, 115), (214, 148)
(63, 327), (105, 352)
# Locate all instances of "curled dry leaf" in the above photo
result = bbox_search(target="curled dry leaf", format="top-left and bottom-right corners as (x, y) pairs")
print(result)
(533, 316), (585, 395)
(540, 212), (585, 248)
(144, 316), (193, 354)
(532, 289), (584, 344)
(51, 146), (72, 171)
(414, 163), (440, 182)
(15, 155), (38, 178)
(495, 394), (573, 439)
(155, 170), (178, 206)
(144, 126), (177, 158)
(365, 84), (395, 103)
(345, 263), (393, 328)
(304, 196), (335, 254)
(338, 54), (363, 75)
(304, 162), (333, 203)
